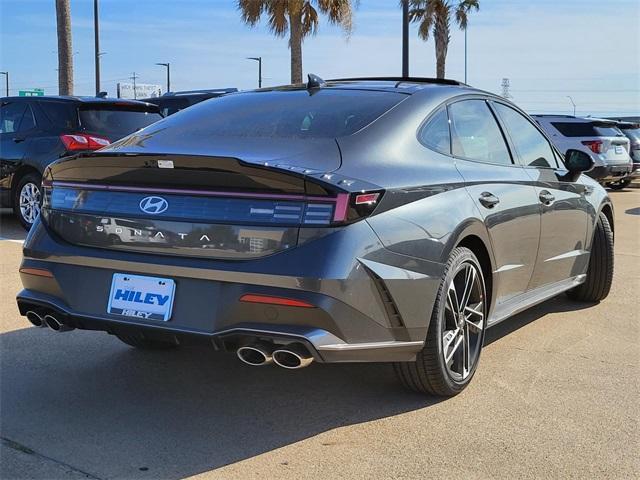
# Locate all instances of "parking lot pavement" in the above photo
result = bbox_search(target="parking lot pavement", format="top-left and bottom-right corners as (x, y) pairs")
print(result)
(0, 192), (638, 480)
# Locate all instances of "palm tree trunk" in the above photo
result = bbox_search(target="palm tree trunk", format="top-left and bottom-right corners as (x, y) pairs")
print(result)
(55, 0), (74, 95)
(289, 9), (303, 84)
(434, 12), (450, 79)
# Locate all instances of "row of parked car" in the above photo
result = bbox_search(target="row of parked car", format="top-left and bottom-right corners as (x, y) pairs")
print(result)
(0, 88), (638, 229)
(533, 114), (639, 189)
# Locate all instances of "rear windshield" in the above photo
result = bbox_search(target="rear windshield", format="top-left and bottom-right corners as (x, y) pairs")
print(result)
(551, 122), (624, 138)
(149, 97), (193, 116)
(152, 89), (406, 139)
(79, 106), (163, 139)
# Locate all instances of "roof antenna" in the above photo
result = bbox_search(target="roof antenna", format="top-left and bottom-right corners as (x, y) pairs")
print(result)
(307, 74), (326, 89)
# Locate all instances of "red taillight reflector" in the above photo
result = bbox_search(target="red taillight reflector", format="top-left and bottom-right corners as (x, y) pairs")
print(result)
(355, 192), (380, 205)
(60, 133), (111, 151)
(581, 140), (603, 154)
(239, 294), (315, 308)
(19, 267), (54, 278)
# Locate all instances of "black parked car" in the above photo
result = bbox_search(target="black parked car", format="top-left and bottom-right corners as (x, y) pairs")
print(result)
(143, 88), (237, 117)
(0, 96), (162, 228)
(17, 77), (614, 396)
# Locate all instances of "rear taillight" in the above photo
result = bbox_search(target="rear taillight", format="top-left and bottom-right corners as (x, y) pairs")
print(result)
(60, 133), (111, 151)
(581, 140), (603, 154)
(331, 190), (384, 224)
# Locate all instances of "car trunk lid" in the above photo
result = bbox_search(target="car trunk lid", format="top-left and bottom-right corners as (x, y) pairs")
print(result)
(41, 150), (346, 260)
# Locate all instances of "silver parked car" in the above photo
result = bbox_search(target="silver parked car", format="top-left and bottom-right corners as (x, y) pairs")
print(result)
(533, 115), (632, 187)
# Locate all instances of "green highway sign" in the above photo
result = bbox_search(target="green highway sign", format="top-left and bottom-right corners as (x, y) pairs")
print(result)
(19, 88), (44, 97)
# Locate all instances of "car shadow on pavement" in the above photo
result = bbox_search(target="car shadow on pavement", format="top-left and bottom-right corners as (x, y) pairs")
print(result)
(0, 327), (439, 479)
(485, 295), (596, 346)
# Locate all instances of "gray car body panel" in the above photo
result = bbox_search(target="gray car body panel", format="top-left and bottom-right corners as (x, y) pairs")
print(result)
(17, 80), (612, 362)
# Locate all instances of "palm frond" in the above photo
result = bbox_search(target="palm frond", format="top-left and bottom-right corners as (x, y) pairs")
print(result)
(301, 2), (319, 36)
(237, 0), (266, 26)
(266, 0), (290, 37)
(455, 0), (479, 29)
(316, 0), (356, 35)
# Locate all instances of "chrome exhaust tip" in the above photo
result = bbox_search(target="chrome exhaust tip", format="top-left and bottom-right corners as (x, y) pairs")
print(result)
(237, 342), (274, 366)
(272, 345), (314, 370)
(25, 310), (46, 328)
(43, 314), (74, 332)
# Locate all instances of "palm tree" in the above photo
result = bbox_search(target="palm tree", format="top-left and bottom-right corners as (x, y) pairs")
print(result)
(55, 0), (74, 95)
(408, 0), (479, 79)
(238, 1), (355, 84)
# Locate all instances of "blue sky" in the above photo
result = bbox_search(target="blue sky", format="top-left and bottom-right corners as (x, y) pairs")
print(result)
(1, 0), (638, 116)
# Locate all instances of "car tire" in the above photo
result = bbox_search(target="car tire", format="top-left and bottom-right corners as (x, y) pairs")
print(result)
(13, 172), (42, 231)
(116, 334), (178, 350)
(607, 178), (631, 190)
(567, 211), (614, 303)
(394, 247), (487, 396)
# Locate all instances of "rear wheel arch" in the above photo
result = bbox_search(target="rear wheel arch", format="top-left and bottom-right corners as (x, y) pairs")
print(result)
(11, 165), (42, 193)
(456, 234), (494, 315)
(599, 202), (614, 239)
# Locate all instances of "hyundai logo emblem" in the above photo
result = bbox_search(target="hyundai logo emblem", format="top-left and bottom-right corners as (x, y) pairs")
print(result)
(139, 196), (169, 215)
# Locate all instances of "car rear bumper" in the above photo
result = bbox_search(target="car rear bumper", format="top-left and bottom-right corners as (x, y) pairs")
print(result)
(17, 218), (445, 362)
(588, 164), (632, 182)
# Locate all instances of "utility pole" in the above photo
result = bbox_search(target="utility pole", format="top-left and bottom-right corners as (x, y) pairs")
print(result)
(401, 0), (409, 77)
(247, 57), (262, 88)
(155, 63), (170, 93)
(566, 96), (576, 116)
(130, 72), (139, 99)
(501, 78), (512, 99)
(94, 0), (100, 95)
(0, 72), (8, 96)
(464, 28), (468, 83)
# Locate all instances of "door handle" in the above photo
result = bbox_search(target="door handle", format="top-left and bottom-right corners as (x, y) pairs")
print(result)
(12, 137), (25, 143)
(539, 190), (555, 205)
(478, 191), (500, 208)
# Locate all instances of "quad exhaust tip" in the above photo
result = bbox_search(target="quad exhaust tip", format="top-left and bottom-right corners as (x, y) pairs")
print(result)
(272, 345), (313, 370)
(26, 310), (46, 328)
(43, 314), (74, 332)
(237, 342), (274, 366)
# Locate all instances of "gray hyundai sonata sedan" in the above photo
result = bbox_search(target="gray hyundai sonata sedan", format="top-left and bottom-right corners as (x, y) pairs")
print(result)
(17, 76), (614, 396)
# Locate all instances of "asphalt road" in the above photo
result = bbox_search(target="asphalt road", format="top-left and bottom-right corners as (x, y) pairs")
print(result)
(1, 191), (638, 480)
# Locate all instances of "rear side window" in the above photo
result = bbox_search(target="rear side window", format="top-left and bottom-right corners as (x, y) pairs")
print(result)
(449, 100), (512, 165)
(0, 102), (26, 134)
(493, 103), (557, 168)
(419, 107), (451, 154)
(19, 104), (37, 131)
(147, 89), (406, 139)
(78, 107), (163, 139)
(552, 122), (623, 137)
(39, 101), (78, 130)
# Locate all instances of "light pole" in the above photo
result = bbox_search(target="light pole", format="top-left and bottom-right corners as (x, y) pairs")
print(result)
(401, 0), (409, 77)
(94, 0), (100, 95)
(464, 27), (467, 83)
(0, 71), (8, 96)
(566, 96), (576, 116)
(246, 57), (262, 88)
(155, 62), (170, 93)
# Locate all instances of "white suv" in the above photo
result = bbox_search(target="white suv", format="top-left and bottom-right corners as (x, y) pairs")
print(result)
(533, 115), (632, 186)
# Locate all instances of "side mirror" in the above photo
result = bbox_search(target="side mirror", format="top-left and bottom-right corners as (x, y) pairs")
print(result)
(564, 149), (594, 174)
